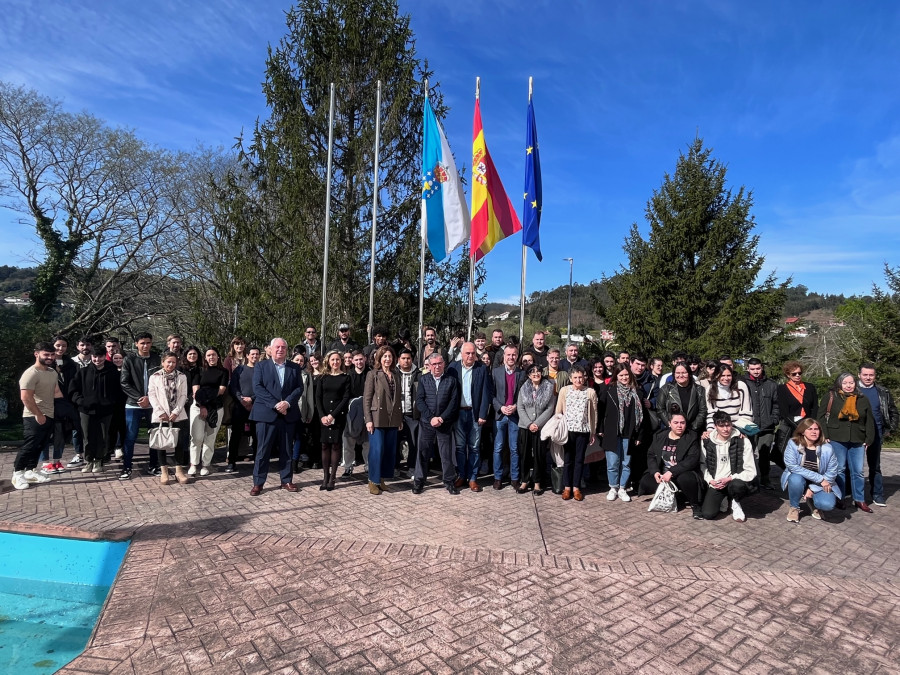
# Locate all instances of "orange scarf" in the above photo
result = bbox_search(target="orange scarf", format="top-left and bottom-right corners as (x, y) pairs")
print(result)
(838, 393), (859, 421)
(786, 380), (806, 417)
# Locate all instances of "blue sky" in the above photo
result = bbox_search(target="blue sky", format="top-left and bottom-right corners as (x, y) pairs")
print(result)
(1, 0), (899, 302)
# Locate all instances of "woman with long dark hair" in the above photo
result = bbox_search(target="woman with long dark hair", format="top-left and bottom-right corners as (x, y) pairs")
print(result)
(638, 407), (703, 518)
(817, 373), (875, 512)
(599, 364), (646, 502)
(188, 347), (229, 477)
(656, 363), (707, 433)
(705, 363), (751, 434)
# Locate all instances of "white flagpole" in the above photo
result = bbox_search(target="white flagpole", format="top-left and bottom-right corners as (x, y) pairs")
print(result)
(320, 82), (336, 335)
(468, 77), (480, 341)
(418, 80), (428, 365)
(519, 77), (533, 343)
(368, 80), (382, 344)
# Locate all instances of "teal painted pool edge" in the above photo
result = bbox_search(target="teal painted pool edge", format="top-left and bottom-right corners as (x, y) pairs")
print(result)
(0, 532), (130, 674)
(0, 532), (129, 586)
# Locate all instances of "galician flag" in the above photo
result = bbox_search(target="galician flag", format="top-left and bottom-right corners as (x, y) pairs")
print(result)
(471, 99), (522, 261)
(422, 97), (470, 262)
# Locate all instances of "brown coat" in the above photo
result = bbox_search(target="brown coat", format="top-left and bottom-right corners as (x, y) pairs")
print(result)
(363, 369), (403, 428)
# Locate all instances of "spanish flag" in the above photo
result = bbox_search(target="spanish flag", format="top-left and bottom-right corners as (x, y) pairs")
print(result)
(471, 99), (522, 261)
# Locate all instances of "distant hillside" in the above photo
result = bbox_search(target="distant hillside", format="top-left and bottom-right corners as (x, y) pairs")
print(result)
(484, 281), (859, 331)
(0, 266), (35, 296)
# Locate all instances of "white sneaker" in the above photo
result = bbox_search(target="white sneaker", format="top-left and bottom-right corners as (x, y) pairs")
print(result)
(66, 454), (84, 467)
(606, 487), (618, 501)
(617, 487), (631, 502)
(199, 467), (210, 477)
(114, 448), (123, 460)
(12, 471), (29, 490)
(720, 498), (730, 513)
(93, 462), (104, 474)
(187, 465), (197, 476)
(23, 469), (50, 484)
(732, 499), (746, 522)
(81, 462), (93, 474)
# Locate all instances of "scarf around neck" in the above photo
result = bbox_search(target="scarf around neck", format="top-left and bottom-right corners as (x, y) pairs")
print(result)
(838, 393), (859, 421)
(616, 383), (643, 434)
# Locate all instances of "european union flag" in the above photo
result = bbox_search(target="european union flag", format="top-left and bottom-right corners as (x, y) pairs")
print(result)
(523, 98), (542, 261)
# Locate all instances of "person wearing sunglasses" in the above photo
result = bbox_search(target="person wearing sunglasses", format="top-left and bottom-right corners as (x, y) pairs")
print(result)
(775, 361), (819, 475)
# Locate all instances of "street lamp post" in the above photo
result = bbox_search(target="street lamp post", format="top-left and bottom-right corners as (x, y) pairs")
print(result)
(563, 257), (573, 341)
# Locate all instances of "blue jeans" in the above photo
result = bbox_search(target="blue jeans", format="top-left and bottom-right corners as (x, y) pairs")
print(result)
(786, 473), (838, 510)
(368, 427), (397, 484)
(606, 437), (631, 488)
(867, 436), (883, 502)
(455, 409), (482, 482)
(124, 407), (155, 471)
(830, 440), (865, 502)
(493, 415), (519, 481)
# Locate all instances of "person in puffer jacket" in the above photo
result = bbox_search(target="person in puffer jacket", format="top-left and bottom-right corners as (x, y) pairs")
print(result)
(700, 410), (757, 522)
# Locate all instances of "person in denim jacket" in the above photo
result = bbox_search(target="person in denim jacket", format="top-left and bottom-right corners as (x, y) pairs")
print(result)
(781, 418), (841, 523)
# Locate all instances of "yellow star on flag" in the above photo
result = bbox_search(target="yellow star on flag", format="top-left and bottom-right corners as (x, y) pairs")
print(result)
(526, 146), (533, 154)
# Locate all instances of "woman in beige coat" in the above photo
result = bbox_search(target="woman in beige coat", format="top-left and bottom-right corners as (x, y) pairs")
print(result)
(148, 352), (191, 485)
(363, 345), (403, 495)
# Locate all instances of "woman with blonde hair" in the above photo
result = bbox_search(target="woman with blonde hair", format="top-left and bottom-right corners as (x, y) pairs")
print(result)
(781, 417), (840, 523)
(315, 350), (351, 490)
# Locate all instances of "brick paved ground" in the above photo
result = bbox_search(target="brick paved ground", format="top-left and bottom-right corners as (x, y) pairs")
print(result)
(2, 445), (899, 673)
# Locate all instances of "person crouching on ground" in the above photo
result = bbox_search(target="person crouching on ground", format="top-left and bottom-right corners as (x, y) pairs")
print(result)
(781, 418), (839, 523)
(700, 410), (757, 522)
(639, 406), (703, 519)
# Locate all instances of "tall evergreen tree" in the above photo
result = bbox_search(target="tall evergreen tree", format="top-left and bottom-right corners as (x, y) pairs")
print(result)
(599, 138), (787, 358)
(208, 0), (471, 347)
(836, 264), (900, 391)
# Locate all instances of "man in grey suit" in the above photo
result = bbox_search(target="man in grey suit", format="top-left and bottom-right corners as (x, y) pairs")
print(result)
(413, 353), (461, 495)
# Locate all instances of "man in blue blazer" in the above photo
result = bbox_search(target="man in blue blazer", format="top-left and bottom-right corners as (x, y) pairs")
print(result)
(413, 353), (461, 495)
(448, 342), (492, 492)
(249, 338), (304, 495)
(492, 345), (527, 490)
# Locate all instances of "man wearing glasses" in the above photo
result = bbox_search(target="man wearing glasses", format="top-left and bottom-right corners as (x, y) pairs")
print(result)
(300, 326), (320, 358)
(700, 411), (757, 521)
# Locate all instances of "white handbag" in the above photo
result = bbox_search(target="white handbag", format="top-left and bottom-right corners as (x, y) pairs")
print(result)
(149, 422), (179, 451)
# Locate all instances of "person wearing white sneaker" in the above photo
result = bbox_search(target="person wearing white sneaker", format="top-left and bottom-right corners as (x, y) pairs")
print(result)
(606, 487), (618, 501)
(13, 342), (62, 490)
(700, 411), (757, 521)
(598, 365), (646, 504)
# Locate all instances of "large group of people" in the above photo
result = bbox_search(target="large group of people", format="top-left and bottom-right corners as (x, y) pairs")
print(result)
(12, 327), (897, 525)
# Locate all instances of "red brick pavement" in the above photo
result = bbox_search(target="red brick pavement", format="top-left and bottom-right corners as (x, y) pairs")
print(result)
(1, 446), (899, 673)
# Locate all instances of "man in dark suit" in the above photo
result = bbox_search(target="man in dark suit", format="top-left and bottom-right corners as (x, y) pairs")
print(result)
(447, 342), (492, 492)
(492, 345), (527, 490)
(413, 353), (460, 495)
(249, 338), (304, 495)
